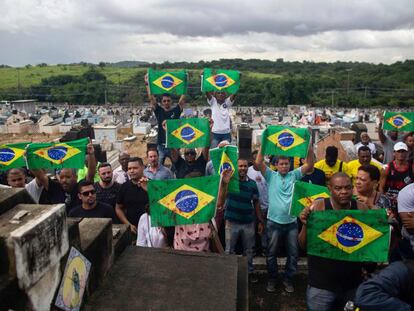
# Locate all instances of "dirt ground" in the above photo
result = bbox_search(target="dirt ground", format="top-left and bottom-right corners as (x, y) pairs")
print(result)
(249, 273), (307, 311)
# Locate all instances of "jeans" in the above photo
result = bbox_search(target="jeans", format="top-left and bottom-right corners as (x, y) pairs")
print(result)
(307, 286), (356, 311)
(225, 221), (255, 273)
(266, 220), (298, 281)
(157, 144), (171, 165)
(211, 132), (231, 149)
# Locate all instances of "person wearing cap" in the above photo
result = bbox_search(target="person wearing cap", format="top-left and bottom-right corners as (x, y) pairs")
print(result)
(315, 146), (347, 183)
(380, 142), (414, 210)
(378, 112), (405, 164)
(346, 146), (383, 186)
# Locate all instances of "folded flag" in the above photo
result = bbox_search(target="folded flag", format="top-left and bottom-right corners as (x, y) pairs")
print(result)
(261, 126), (310, 158)
(307, 209), (390, 262)
(0, 142), (29, 170)
(383, 111), (414, 132)
(209, 145), (239, 193)
(26, 138), (88, 170)
(166, 118), (210, 149)
(202, 68), (240, 94)
(148, 68), (187, 95)
(290, 181), (330, 217)
(149, 175), (220, 227)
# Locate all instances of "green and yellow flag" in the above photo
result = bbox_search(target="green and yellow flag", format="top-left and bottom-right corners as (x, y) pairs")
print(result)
(202, 68), (240, 94)
(148, 68), (187, 95)
(290, 181), (330, 217)
(209, 145), (239, 193)
(26, 138), (88, 170)
(166, 118), (210, 148)
(149, 175), (220, 227)
(0, 142), (29, 171)
(307, 209), (390, 262)
(383, 112), (414, 132)
(261, 126), (310, 158)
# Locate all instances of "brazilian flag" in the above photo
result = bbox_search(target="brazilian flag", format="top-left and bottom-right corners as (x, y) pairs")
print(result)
(307, 209), (390, 262)
(26, 138), (88, 170)
(148, 68), (187, 95)
(209, 145), (239, 193)
(166, 118), (210, 149)
(0, 142), (29, 171)
(383, 111), (414, 132)
(261, 126), (310, 158)
(149, 175), (220, 227)
(201, 68), (240, 94)
(290, 181), (330, 217)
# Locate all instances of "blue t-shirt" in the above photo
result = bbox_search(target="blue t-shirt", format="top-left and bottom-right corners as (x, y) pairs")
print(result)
(265, 166), (303, 224)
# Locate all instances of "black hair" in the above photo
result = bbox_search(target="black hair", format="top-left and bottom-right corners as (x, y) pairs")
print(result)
(358, 146), (371, 154)
(326, 146), (338, 157)
(78, 180), (94, 193)
(358, 164), (381, 182)
(98, 162), (112, 170)
(276, 156), (290, 164)
(146, 148), (159, 156)
(128, 157), (144, 166)
(6, 168), (26, 178)
(330, 172), (351, 183)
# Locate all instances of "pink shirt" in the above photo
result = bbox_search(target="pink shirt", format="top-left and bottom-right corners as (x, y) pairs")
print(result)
(174, 223), (211, 252)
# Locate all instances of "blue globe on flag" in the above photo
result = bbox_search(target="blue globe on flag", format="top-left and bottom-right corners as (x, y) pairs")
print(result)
(161, 76), (174, 89)
(278, 132), (294, 148)
(219, 162), (232, 174)
(393, 116), (404, 127)
(175, 190), (199, 213)
(180, 126), (196, 142)
(214, 74), (228, 88)
(336, 222), (364, 247)
(0, 148), (15, 162)
(48, 146), (68, 161)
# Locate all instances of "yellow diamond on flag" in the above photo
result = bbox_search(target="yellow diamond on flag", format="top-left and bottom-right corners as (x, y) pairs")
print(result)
(298, 192), (330, 208)
(171, 123), (204, 145)
(318, 216), (383, 254)
(152, 73), (183, 92)
(0, 146), (25, 166)
(218, 151), (235, 176)
(267, 128), (305, 151)
(206, 73), (235, 90)
(34, 143), (81, 165)
(386, 114), (411, 129)
(158, 184), (215, 219)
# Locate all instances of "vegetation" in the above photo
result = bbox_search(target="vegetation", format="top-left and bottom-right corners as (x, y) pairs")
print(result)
(0, 59), (413, 107)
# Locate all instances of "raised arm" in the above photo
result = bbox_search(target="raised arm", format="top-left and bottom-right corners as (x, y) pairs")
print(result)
(217, 168), (232, 208)
(378, 113), (387, 144)
(145, 74), (157, 109)
(30, 169), (49, 191)
(301, 134), (315, 175)
(255, 144), (267, 176)
(178, 95), (185, 110)
(85, 142), (96, 183)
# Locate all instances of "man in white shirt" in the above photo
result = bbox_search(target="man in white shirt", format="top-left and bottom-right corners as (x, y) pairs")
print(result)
(206, 91), (235, 148)
(354, 132), (376, 155)
(112, 152), (130, 184)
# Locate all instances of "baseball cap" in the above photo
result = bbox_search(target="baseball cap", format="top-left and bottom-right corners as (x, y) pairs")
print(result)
(394, 142), (408, 151)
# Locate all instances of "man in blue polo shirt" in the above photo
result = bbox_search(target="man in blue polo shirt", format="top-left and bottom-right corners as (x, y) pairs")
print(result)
(217, 158), (265, 282)
(256, 136), (314, 293)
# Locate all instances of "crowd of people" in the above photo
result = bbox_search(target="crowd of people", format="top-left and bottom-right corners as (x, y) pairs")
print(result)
(1, 89), (414, 310)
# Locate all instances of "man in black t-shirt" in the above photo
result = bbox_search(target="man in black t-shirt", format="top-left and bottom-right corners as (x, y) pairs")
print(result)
(171, 148), (209, 179)
(115, 157), (149, 234)
(145, 75), (185, 165)
(94, 162), (121, 210)
(69, 180), (116, 221)
(32, 142), (97, 213)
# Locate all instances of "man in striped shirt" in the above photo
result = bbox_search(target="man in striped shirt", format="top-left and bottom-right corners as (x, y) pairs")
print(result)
(217, 158), (265, 282)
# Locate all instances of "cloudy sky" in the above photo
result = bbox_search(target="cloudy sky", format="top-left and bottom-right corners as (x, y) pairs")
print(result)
(1, 0), (414, 66)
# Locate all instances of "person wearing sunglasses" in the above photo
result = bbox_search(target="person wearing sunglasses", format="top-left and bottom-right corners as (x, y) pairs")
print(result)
(171, 147), (209, 179)
(68, 180), (116, 222)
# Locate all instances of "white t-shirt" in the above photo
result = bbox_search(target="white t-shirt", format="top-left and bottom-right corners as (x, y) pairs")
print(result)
(25, 179), (44, 204)
(354, 142), (376, 155)
(136, 213), (167, 248)
(208, 97), (233, 134)
(112, 166), (128, 185)
(247, 166), (269, 210)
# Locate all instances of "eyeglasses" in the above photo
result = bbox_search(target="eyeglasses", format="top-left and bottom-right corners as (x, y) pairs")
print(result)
(184, 152), (196, 156)
(81, 190), (96, 196)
